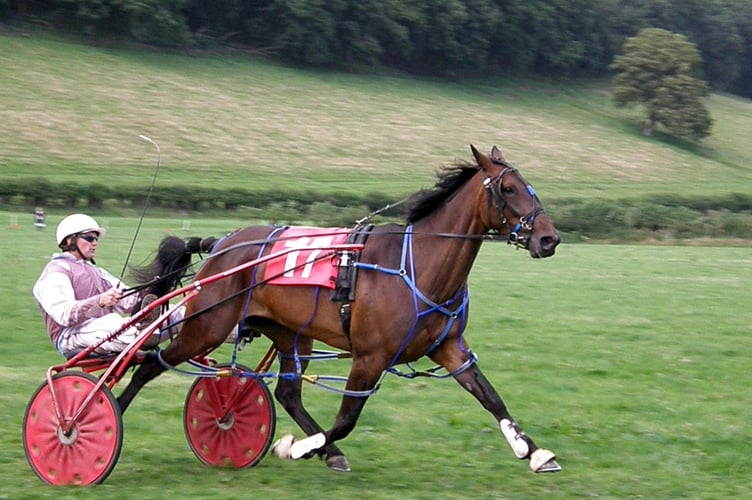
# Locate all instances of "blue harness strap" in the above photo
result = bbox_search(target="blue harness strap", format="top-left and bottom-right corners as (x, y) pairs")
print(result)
(356, 225), (474, 372)
(208, 224), (476, 395)
(229, 225), (287, 368)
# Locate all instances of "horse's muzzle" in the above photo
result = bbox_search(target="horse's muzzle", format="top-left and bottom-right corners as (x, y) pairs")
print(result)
(531, 233), (560, 258)
(528, 219), (560, 258)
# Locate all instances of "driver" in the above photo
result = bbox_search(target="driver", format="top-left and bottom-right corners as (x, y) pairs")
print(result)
(33, 213), (176, 357)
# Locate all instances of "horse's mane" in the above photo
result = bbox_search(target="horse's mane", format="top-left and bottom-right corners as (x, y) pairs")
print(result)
(405, 161), (479, 223)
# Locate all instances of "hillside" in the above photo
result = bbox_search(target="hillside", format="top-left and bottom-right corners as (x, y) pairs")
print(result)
(1, 33), (751, 205)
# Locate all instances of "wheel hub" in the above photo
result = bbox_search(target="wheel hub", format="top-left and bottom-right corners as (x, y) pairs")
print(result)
(217, 412), (234, 430)
(56, 421), (78, 445)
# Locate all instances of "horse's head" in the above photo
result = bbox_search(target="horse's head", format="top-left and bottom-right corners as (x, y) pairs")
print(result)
(471, 145), (560, 258)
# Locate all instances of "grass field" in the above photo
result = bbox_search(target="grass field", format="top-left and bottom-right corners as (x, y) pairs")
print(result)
(1, 33), (751, 202)
(0, 213), (750, 498)
(0, 32), (751, 498)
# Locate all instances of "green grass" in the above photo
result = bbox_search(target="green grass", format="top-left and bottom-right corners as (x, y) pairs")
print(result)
(1, 34), (751, 203)
(1, 33), (751, 497)
(1, 213), (751, 498)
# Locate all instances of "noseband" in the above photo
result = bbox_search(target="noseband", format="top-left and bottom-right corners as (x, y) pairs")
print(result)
(482, 160), (546, 248)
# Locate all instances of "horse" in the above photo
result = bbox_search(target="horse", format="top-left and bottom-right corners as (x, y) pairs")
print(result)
(119, 145), (562, 474)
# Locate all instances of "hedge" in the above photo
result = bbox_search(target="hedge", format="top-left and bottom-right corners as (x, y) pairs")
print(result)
(3, 177), (751, 241)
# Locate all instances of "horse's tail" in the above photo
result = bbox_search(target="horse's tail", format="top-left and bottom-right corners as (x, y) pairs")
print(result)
(130, 235), (218, 298)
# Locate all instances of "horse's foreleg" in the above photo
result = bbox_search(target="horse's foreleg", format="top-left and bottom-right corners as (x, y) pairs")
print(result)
(452, 363), (561, 473)
(273, 345), (351, 472)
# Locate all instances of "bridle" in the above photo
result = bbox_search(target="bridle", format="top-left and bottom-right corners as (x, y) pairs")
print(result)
(481, 158), (546, 249)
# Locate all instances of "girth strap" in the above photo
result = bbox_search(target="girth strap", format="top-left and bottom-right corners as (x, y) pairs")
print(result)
(331, 224), (374, 341)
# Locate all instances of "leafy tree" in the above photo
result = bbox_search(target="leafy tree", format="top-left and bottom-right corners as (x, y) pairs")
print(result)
(2, 0), (751, 98)
(633, 0), (744, 92)
(610, 28), (712, 141)
(114, 0), (191, 47)
(336, 0), (414, 66)
(725, 0), (752, 98)
(22, 0), (191, 46)
(266, 0), (344, 65)
(409, 0), (498, 73)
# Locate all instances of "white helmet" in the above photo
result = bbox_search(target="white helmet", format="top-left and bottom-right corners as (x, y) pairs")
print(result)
(56, 214), (107, 246)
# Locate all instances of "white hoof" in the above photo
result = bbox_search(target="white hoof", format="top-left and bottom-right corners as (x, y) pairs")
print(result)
(271, 434), (295, 459)
(529, 448), (562, 473)
(290, 432), (326, 460)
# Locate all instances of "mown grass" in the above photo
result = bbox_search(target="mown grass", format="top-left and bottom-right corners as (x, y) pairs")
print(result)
(1, 213), (750, 498)
(1, 32), (751, 498)
(1, 33), (751, 203)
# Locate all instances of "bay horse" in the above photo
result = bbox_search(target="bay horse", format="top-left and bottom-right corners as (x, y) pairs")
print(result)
(119, 145), (562, 473)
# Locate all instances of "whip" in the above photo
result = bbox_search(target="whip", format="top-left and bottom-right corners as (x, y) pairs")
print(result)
(118, 134), (161, 286)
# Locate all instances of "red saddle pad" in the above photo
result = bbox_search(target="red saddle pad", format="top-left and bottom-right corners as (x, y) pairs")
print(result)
(265, 227), (348, 288)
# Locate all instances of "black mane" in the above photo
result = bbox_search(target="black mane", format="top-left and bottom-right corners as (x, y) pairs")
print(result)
(405, 161), (479, 223)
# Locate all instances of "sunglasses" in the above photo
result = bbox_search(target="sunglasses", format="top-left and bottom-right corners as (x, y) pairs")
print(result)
(79, 234), (99, 243)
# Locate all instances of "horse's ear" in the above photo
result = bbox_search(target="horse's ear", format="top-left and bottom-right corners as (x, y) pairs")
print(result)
(471, 144), (492, 170)
(490, 145), (505, 162)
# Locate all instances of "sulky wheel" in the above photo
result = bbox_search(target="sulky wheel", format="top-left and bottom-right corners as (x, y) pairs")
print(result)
(184, 363), (276, 468)
(23, 371), (123, 486)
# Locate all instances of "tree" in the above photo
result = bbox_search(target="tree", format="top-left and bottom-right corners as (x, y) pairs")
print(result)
(610, 28), (712, 141)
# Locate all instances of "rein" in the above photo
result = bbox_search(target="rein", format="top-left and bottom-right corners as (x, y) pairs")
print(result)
(124, 228), (506, 299)
(155, 225), (478, 396)
(144, 158), (547, 393)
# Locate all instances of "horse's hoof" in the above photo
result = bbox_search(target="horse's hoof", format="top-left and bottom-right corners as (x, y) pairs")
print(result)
(271, 434), (295, 459)
(529, 448), (562, 473)
(326, 455), (351, 473)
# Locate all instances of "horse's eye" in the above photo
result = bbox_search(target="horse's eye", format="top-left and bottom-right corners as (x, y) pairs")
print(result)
(502, 186), (515, 195)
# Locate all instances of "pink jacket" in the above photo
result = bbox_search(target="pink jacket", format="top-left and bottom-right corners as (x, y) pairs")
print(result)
(33, 253), (137, 348)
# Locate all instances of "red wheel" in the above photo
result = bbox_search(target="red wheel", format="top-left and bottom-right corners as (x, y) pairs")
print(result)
(23, 371), (123, 485)
(184, 363), (275, 468)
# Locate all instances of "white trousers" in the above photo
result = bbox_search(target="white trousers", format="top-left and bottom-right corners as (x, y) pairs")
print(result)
(57, 306), (185, 356)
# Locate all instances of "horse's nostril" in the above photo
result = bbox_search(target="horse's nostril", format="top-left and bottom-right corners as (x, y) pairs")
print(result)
(541, 235), (560, 254)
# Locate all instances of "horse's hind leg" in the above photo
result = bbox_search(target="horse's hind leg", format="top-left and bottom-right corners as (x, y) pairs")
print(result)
(116, 353), (167, 412)
(116, 323), (209, 412)
(452, 363), (561, 473)
(271, 353), (380, 471)
(270, 334), (351, 472)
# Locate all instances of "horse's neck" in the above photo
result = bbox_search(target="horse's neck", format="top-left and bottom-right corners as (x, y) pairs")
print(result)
(409, 188), (486, 301)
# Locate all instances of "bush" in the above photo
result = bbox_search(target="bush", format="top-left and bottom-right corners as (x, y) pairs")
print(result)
(551, 199), (626, 237)
(711, 211), (752, 238)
